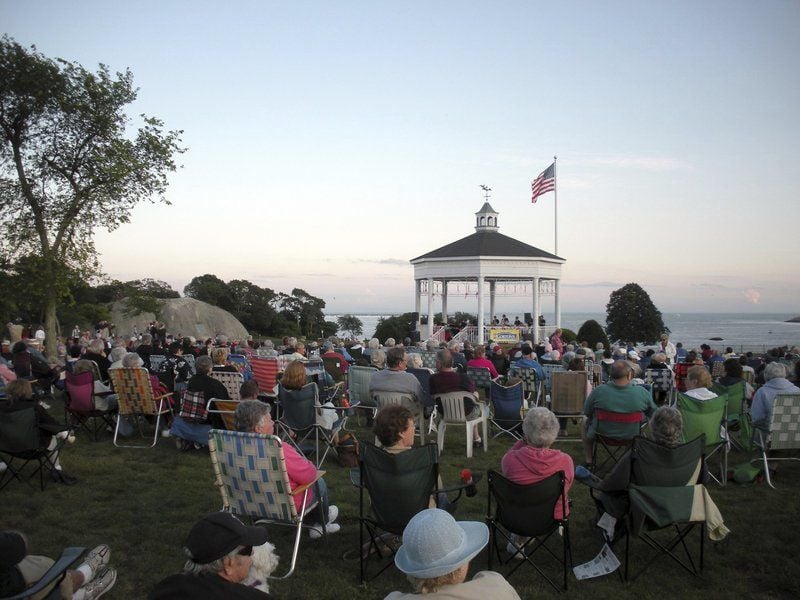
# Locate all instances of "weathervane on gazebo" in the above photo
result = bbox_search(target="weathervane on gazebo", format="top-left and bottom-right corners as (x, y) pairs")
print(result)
(479, 184), (491, 202)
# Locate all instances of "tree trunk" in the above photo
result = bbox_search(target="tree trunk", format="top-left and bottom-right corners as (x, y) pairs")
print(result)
(44, 289), (58, 361)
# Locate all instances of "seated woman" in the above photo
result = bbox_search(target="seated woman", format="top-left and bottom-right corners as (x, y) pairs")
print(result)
(466, 345), (499, 378)
(589, 406), (683, 522)
(280, 360), (338, 433)
(234, 400), (340, 539)
(1, 380), (76, 484)
(386, 508), (519, 599)
(170, 355), (229, 448)
(0, 531), (116, 599)
(683, 365), (718, 401)
(211, 347), (237, 373)
(501, 407), (574, 554)
(374, 405), (454, 511)
(371, 348), (386, 370)
(718, 358), (754, 402)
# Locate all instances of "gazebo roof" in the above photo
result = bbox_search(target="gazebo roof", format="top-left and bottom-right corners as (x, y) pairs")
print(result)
(411, 231), (563, 262)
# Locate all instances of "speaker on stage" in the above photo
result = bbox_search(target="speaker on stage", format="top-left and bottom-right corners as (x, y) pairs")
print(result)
(420, 316), (428, 325)
(524, 312), (533, 326)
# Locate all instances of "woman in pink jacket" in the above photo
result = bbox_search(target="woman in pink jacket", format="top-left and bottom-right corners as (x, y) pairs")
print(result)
(234, 400), (340, 539)
(500, 407), (574, 519)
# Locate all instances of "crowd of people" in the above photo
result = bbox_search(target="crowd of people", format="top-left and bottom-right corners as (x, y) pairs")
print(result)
(2, 319), (800, 598)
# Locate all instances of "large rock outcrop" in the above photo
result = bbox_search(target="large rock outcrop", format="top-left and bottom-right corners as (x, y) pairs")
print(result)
(109, 297), (249, 341)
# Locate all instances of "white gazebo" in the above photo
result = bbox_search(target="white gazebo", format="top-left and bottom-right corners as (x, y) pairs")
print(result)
(410, 202), (565, 344)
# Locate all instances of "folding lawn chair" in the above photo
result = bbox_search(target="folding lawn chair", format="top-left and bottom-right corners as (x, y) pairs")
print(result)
(208, 429), (327, 579)
(373, 392), (426, 444)
(250, 356), (280, 400)
(676, 392), (728, 486)
(486, 469), (572, 591)
(0, 407), (66, 491)
(109, 367), (172, 448)
(209, 370), (244, 401)
(353, 443), (440, 582)
(750, 392), (800, 489)
(64, 369), (116, 441)
(623, 435), (708, 581)
(549, 371), (586, 441)
(509, 366), (542, 406)
(488, 380), (524, 440)
(277, 382), (344, 468)
(591, 409), (645, 475)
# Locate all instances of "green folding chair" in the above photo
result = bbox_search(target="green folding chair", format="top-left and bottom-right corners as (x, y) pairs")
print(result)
(712, 381), (751, 451)
(676, 392), (728, 485)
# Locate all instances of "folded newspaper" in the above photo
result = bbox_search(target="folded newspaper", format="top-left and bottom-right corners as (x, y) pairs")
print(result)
(572, 543), (620, 580)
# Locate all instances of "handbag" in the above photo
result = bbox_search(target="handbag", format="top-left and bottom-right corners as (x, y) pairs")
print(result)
(335, 432), (360, 468)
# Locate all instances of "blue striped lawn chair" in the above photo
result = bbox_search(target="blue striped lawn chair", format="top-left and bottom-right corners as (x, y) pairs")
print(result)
(208, 429), (326, 579)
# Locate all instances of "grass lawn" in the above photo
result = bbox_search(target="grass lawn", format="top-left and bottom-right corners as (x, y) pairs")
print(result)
(3, 394), (800, 599)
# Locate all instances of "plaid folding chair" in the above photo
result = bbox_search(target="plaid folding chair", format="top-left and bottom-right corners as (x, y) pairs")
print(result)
(751, 392), (800, 488)
(509, 366), (542, 406)
(109, 367), (172, 448)
(209, 370), (244, 401)
(208, 429), (327, 579)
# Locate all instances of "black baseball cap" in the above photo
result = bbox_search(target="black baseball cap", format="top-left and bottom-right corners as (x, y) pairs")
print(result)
(185, 513), (268, 564)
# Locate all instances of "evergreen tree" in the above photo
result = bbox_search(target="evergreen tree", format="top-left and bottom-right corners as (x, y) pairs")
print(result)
(577, 319), (610, 350)
(605, 283), (668, 344)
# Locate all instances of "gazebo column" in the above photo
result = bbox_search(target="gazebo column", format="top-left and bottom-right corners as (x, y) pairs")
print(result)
(555, 279), (562, 328)
(489, 280), (496, 324)
(532, 277), (540, 344)
(441, 280), (448, 325)
(414, 279), (421, 332)
(477, 276), (485, 344)
(427, 277), (434, 339)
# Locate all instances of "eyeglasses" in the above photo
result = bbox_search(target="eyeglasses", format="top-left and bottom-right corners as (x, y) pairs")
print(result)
(238, 546), (253, 556)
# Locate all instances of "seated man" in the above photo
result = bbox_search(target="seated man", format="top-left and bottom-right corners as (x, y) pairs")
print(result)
(1, 531), (116, 599)
(369, 347), (425, 407)
(510, 344), (544, 379)
(321, 341), (349, 374)
(149, 512), (271, 599)
(581, 360), (656, 468)
(170, 355), (229, 448)
(751, 362), (800, 434)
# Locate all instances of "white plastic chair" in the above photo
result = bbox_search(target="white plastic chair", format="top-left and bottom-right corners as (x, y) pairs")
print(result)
(434, 391), (488, 458)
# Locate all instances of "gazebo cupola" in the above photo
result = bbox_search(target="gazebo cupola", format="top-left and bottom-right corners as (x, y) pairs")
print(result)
(474, 202), (499, 232)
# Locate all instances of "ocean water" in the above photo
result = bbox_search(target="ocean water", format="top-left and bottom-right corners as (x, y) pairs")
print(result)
(329, 312), (800, 351)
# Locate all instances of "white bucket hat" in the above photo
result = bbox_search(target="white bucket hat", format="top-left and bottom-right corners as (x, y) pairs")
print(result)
(394, 508), (489, 579)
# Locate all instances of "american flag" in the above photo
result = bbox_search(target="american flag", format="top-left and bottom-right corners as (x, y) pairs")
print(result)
(531, 162), (555, 203)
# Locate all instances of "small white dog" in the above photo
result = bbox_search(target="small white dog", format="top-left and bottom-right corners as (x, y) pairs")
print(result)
(243, 541), (279, 593)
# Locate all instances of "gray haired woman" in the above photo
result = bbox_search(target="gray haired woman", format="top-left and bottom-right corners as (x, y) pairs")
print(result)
(591, 406), (685, 519)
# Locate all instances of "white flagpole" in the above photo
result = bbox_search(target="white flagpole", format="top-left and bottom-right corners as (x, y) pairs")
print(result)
(553, 155), (558, 255)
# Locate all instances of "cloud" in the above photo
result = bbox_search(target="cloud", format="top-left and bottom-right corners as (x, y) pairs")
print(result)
(562, 281), (625, 288)
(742, 289), (761, 304)
(356, 258), (409, 267)
(578, 155), (687, 171)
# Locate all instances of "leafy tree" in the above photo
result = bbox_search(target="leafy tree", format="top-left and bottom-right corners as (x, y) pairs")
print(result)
(605, 283), (668, 345)
(227, 279), (278, 335)
(560, 328), (577, 344)
(577, 319), (610, 351)
(125, 279), (179, 299)
(0, 37), (183, 357)
(277, 288), (327, 338)
(337, 314), (363, 338)
(184, 274), (234, 310)
(374, 313), (416, 344)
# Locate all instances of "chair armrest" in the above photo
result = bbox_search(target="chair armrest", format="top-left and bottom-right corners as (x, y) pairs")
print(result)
(2, 546), (86, 600)
(289, 471), (325, 496)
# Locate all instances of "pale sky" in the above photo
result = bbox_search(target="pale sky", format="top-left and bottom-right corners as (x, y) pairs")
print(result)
(4, 1), (799, 316)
